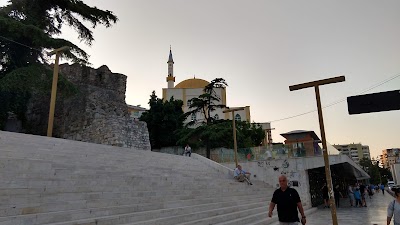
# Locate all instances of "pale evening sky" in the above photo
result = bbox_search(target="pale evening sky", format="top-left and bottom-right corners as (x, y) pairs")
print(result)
(1, 0), (399, 157)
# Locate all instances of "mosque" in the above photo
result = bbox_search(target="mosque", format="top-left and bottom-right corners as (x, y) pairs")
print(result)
(161, 49), (251, 125)
(161, 48), (274, 146)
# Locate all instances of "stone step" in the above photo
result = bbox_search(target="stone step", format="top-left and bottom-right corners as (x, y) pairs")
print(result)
(0, 187), (266, 207)
(0, 192), (270, 219)
(0, 194), (269, 225)
(0, 155), (209, 170)
(41, 200), (267, 225)
(127, 201), (267, 225)
(0, 186), (269, 207)
(1, 131), (279, 224)
(0, 159), (220, 179)
(245, 207), (319, 225)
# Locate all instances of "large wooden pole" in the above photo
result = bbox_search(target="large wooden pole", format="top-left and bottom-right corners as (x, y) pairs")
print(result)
(289, 75), (345, 225)
(232, 111), (238, 167)
(223, 107), (245, 167)
(315, 85), (337, 225)
(47, 46), (69, 137)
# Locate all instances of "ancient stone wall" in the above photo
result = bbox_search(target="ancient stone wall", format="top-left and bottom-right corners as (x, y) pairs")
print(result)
(25, 63), (150, 150)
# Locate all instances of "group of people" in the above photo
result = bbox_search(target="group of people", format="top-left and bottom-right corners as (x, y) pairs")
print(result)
(232, 164), (400, 225)
(320, 182), (386, 209)
(347, 183), (386, 207)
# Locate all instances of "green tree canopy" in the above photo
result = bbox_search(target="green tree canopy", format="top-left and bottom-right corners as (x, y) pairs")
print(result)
(185, 78), (227, 126)
(183, 78), (228, 158)
(140, 91), (187, 149)
(0, 0), (118, 77)
(359, 157), (393, 185)
(177, 120), (265, 150)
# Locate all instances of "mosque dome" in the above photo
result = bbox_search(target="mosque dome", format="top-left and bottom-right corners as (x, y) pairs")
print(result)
(174, 78), (210, 89)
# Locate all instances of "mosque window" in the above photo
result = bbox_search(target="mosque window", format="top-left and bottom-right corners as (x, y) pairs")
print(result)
(191, 113), (197, 121)
(235, 114), (241, 121)
(214, 114), (219, 120)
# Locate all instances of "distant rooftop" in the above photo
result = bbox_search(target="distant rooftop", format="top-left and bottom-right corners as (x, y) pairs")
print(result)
(280, 130), (321, 141)
(127, 104), (147, 111)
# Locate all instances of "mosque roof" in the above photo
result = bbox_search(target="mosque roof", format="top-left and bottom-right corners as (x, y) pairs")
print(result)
(175, 78), (210, 89)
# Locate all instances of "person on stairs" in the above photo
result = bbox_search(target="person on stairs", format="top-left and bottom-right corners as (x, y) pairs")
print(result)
(184, 144), (191, 157)
(233, 165), (253, 185)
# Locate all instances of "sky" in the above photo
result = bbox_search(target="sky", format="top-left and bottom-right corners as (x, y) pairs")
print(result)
(1, 0), (399, 158)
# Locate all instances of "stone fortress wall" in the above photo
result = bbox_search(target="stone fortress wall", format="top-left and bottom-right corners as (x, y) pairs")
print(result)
(26, 63), (150, 150)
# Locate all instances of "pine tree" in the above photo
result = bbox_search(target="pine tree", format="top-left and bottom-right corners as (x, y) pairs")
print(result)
(0, 0), (118, 77)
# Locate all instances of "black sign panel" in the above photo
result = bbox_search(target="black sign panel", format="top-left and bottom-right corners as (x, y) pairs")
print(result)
(347, 90), (400, 115)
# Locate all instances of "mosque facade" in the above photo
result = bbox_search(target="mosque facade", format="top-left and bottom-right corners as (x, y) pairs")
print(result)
(161, 49), (251, 125)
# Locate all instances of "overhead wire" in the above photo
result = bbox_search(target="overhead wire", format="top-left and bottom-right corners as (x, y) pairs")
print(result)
(0, 35), (43, 53)
(0, 35), (53, 62)
(269, 73), (400, 123)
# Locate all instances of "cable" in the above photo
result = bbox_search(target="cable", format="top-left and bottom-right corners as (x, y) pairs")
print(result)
(269, 73), (400, 123)
(0, 35), (43, 53)
(0, 35), (55, 62)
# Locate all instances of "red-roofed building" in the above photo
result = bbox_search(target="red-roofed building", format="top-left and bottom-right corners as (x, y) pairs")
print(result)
(280, 130), (322, 157)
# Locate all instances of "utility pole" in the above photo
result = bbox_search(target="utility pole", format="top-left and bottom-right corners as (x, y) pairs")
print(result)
(47, 46), (69, 137)
(223, 107), (245, 167)
(289, 75), (345, 225)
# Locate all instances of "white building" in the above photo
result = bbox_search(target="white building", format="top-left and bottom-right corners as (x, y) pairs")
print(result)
(127, 105), (147, 120)
(333, 143), (371, 164)
(161, 49), (251, 125)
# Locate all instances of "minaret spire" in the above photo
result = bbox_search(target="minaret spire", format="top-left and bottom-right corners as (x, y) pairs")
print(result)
(168, 46), (174, 63)
(166, 46), (175, 88)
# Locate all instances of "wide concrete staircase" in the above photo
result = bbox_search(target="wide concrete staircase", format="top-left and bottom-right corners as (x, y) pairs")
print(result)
(0, 131), (290, 225)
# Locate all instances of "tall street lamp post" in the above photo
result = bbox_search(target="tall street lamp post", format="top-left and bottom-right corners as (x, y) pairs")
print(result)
(47, 46), (69, 137)
(289, 75), (345, 225)
(223, 107), (245, 168)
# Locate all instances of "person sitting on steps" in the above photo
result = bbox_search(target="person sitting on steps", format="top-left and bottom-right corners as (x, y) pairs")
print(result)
(233, 165), (253, 185)
(184, 144), (191, 157)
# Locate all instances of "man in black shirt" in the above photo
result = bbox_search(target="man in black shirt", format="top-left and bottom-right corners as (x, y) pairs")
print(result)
(268, 175), (306, 225)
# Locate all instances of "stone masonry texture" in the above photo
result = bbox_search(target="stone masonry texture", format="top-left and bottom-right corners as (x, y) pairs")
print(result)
(25, 63), (150, 150)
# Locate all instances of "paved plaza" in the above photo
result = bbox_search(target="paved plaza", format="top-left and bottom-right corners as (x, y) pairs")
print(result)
(271, 190), (394, 225)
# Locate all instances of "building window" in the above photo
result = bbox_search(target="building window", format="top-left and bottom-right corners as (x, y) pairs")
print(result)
(214, 114), (219, 120)
(235, 114), (241, 121)
(191, 113), (196, 121)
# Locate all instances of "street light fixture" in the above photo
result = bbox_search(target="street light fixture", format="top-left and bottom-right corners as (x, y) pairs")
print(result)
(46, 46), (69, 137)
(289, 75), (345, 225)
(223, 107), (245, 167)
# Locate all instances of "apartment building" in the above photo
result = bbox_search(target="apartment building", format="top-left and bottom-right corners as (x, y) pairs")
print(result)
(333, 143), (371, 164)
(381, 148), (400, 169)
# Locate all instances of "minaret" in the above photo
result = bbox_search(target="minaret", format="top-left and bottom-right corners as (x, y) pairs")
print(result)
(166, 46), (175, 88)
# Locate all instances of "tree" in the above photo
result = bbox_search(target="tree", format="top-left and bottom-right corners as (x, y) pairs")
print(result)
(359, 157), (393, 184)
(177, 120), (265, 150)
(185, 78), (227, 126)
(140, 91), (187, 149)
(183, 78), (227, 158)
(0, 0), (118, 76)
(359, 157), (381, 184)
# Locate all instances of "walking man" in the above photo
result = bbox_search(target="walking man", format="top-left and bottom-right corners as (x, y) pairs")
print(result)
(268, 175), (306, 225)
(381, 183), (385, 195)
